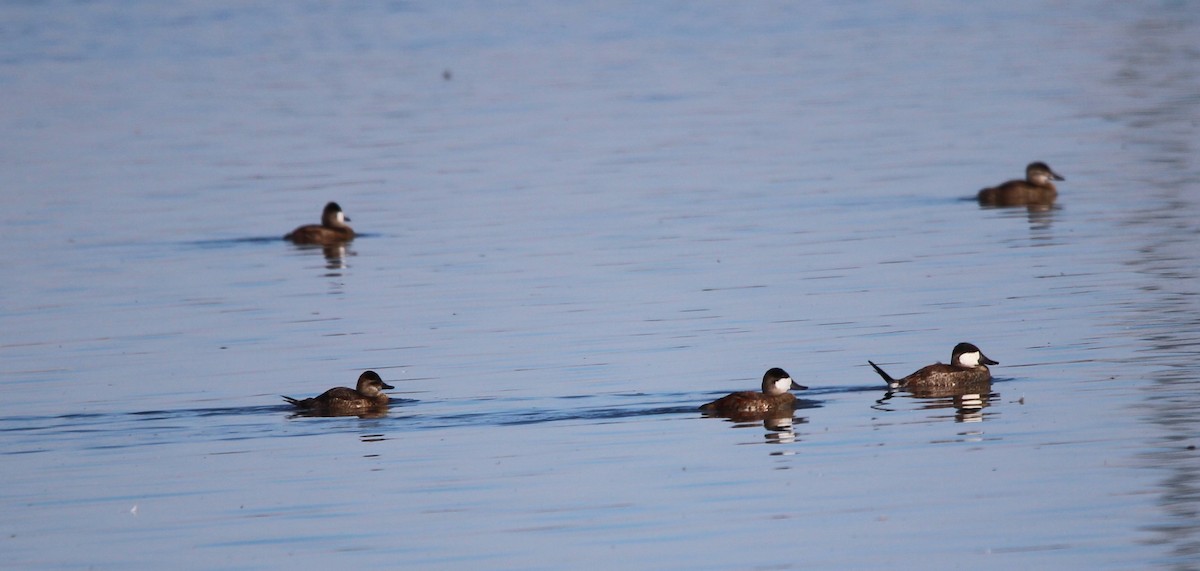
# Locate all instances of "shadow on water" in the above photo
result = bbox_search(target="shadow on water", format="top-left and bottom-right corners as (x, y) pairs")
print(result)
(0, 387), (853, 454)
(187, 236), (362, 270)
(873, 387), (999, 424)
(698, 398), (823, 445)
(981, 203), (1061, 237)
(186, 234), (379, 249)
(960, 190), (1062, 238)
(0, 395), (699, 454)
(187, 237), (283, 248)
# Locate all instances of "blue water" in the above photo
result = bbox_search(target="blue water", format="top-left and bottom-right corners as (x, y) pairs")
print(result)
(3, 1), (1199, 569)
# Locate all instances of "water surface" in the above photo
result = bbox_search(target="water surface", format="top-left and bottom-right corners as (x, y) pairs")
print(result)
(2, 1), (1199, 569)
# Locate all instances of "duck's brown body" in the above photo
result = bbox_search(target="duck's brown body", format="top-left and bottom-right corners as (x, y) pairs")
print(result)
(875, 362), (993, 388)
(284, 386), (389, 411)
(904, 380), (994, 400)
(700, 391), (797, 415)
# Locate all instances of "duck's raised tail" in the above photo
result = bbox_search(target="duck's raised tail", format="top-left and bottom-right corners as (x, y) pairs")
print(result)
(282, 395), (302, 406)
(868, 361), (900, 388)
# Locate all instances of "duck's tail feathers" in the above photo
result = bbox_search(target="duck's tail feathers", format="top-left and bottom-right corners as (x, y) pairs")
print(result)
(282, 395), (301, 406)
(868, 361), (901, 388)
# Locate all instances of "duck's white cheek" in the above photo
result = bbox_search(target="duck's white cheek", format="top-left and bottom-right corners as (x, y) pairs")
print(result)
(959, 352), (981, 367)
(775, 377), (794, 391)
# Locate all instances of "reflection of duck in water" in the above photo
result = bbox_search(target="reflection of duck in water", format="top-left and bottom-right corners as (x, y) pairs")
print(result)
(319, 242), (352, 269)
(700, 368), (807, 418)
(875, 386), (995, 423)
(977, 162), (1064, 207)
(283, 370), (393, 416)
(763, 414), (801, 443)
(868, 342), (998, 389)
(285, 202), (355, 244)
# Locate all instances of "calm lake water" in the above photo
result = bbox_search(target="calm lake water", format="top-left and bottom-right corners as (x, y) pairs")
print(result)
(3, 1), (1199, 569)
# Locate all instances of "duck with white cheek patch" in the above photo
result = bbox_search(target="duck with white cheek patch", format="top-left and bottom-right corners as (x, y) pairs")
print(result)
(285, 202), (355, 245)
(868, 342), (998, 389)
(700, 368), (808, 416)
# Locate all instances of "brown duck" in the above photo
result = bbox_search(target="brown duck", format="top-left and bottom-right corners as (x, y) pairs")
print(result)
(700, 368), (807, 416)
(283, 370), (393, 415)
(977, 162), (1064, 207)
(285, 202), (355, 244)
(869, 342), (998, 390)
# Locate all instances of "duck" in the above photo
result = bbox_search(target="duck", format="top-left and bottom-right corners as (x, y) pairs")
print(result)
(285, 202), (355, 244)
(868, 342), (997, 389)
(283, 370), (393, 415)
(699, 368), (807, 416)
(977, 162), (1064, 206)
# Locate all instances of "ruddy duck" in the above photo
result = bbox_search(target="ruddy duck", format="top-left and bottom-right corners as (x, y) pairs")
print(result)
(977, 162), (1064, 206)
(868, 342), (997, 389)
(285, 202), (355, 244)
(700, 368), (807, 416)
(283, 370), (393, 414)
